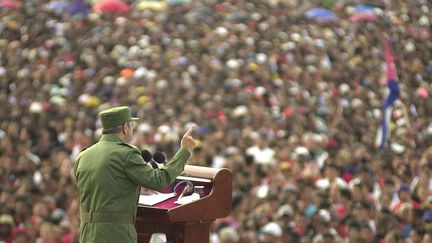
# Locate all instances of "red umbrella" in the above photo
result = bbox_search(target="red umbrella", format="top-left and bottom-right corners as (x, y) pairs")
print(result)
(350, 12), (379, 23)
(93, 0), (130, 13)
(0, 0), (23, 9)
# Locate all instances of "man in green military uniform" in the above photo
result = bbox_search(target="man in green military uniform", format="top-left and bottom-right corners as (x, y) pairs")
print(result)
(74, 106), (197, 242)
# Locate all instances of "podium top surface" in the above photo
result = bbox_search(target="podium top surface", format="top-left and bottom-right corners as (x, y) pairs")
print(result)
(180, 165), (225, 180)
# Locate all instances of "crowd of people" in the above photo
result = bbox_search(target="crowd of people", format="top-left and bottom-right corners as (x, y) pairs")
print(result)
(0, 0), (431, 242)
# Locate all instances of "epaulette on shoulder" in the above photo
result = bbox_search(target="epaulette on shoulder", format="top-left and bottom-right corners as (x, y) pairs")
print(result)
(117, 142), (140, 152)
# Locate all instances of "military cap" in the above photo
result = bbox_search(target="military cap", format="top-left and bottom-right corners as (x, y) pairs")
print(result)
(99, 106), (138, 129)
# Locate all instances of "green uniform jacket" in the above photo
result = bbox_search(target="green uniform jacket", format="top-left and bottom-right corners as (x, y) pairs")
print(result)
(74, 134), (190, 243)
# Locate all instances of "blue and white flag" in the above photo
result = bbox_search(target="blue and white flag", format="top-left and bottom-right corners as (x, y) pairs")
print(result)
(376, 37), (400, 149)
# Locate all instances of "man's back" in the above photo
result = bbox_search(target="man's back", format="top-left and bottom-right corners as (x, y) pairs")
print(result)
(74, 133), (192, 242)
(74, 134), (140, 243)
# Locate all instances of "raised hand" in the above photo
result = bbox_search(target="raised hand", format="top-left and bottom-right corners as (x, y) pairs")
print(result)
(180, 125), (197, 153)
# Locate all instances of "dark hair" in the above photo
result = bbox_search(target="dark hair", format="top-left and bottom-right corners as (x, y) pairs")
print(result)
(384, 178), (395, 186)
(102, 122), (129, 134)
(340, 188), (352, 200)
(102, 125), (123, 134)
(348, 220), (361, 230)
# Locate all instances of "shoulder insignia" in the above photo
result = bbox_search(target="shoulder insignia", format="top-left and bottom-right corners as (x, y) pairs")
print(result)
(117, 142), (140, 152)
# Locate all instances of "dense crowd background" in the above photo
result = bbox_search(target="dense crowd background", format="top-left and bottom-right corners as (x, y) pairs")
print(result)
(0, 0), (431, 242)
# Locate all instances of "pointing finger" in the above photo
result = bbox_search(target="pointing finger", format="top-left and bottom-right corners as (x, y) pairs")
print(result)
(183, 125), (196, 137)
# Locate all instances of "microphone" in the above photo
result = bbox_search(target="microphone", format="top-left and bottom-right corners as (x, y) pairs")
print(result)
(153, 151), (167, 165)
(141, 149), (152, 162)
(141, 149), (159, 169)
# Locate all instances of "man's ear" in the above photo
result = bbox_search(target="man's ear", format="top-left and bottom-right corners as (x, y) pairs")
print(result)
(121, 123), (127, 134)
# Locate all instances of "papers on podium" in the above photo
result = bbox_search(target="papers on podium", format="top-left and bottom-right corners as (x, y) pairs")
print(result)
(138, 192), (176, 206)
(174, 193), (200, 205)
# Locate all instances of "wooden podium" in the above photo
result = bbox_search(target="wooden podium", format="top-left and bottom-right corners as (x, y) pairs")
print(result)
(135, 165), (233, 243)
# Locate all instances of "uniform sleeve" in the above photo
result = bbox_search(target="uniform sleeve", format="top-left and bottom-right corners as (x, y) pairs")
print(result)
(73, 154), (81, 179)
(124, 148), (190, 190)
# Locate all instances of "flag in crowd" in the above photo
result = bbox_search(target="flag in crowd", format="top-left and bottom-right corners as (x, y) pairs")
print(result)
(376, 35), (401, 149)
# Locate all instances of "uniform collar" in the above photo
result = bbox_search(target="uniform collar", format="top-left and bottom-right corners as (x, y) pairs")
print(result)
(100, 134), (124, 143)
